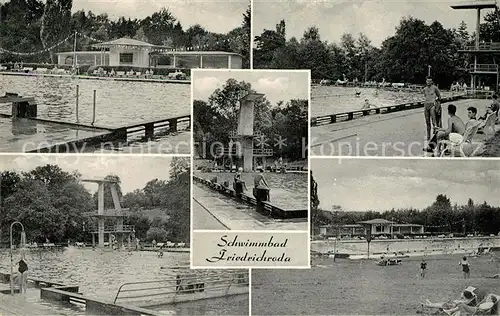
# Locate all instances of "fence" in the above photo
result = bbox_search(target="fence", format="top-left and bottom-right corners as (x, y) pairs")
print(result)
(113, 269), (249, 306)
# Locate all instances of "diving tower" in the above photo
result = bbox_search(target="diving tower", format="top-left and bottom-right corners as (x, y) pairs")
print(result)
(81, 178), (135, 248)
(452, 0), (500, 90)
(229, 92), (266, 172)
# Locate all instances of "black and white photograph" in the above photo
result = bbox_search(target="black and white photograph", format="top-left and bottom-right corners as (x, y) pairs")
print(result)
(0, 154), (249, 315)
(192, 69), (309, 231)
(0, 0), (250, 154)
(253, 0), (500, 157)
(252, 157), (500, 315)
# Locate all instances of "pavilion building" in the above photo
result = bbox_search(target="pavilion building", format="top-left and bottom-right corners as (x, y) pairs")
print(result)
(56, 37), (243, 69)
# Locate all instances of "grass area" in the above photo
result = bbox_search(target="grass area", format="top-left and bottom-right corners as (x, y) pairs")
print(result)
(252, 254), (500, 316)
(481, 131), (500, 157)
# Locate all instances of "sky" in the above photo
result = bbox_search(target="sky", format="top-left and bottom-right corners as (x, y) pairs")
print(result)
(69, 0), (248, 34)
(311, 158), (500, 212)
(0, 154), (178, 194)
(253, 0), (489, 47)
(192, 70), (309, 106)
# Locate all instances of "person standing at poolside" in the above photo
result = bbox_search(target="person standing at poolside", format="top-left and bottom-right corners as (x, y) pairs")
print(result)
(460, 256), (471, 279)
(18, 254), (28, 294)
(420, 258), (427, 278)
(423, 77), (442, 140)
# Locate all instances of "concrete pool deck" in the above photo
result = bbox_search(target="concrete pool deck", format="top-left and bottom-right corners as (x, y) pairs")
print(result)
(311, 99), (498, 156)
(193, 184), (308, 231)
(0, 116), (110, 152)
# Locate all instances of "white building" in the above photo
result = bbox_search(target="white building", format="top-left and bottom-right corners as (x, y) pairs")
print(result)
(56, 37), (244, 69)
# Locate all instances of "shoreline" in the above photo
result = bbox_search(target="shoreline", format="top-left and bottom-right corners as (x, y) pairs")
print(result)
(0, 71), (190, 84)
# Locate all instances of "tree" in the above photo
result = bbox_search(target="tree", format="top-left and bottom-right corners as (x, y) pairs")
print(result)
(146, 227), (168, 242)
(40, 0), (72, 63)
(170, 157), (189, 179)
(310, 171), (320, 232)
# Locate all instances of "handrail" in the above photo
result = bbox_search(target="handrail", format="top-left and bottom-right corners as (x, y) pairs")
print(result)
(117, 114), (190, 130)
(461, 42), (500, 51)
(113, 270), (248, 304)
(311, 95), (466, 126)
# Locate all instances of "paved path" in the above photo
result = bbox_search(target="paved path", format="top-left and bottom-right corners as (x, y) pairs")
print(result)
(192, 184), (307, 231)
(311, 99), (497, 156)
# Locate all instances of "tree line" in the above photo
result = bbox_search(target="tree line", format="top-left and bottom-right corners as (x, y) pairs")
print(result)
(0, 0), (250, 67)
(0, 157), (190, 245)
(194, 78), (308, 163)
(255, 13), (500, 87)
(310, 173), (500, 236)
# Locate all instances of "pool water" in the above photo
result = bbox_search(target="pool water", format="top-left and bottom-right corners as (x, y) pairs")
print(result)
(0, 75), (190, 128)
(311, 85), (456, 116)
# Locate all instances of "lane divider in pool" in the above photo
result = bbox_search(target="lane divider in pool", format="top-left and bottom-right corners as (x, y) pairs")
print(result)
(311, 95), (466, 127)
(193, 174), (307, 219)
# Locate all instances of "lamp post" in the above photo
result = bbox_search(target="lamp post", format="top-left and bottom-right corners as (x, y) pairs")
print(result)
(10, 221), (25, 295)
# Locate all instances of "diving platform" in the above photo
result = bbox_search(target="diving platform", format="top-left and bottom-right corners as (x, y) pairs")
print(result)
(451, 1), (497, 10)
(459, 42), (500, 53)
(82, 178), (135, 248)
(469, 63), (499, 74)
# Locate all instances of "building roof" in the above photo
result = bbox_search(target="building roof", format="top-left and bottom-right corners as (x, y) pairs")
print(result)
(393, 223), (423, 227)
(92, 37), (160, 49)
(358, 218), (395, 225)
(56, 51), (109, 55)
(157, 50), (243, 57)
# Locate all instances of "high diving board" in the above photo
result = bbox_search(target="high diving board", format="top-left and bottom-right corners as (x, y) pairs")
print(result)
(451, 0), (497, 9)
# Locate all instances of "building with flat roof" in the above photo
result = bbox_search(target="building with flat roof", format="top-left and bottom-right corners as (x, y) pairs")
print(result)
(56, 37), (244, 69)
(318, 218), (425, 238)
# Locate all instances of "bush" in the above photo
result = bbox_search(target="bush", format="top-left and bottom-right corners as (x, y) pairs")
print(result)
(146, 227), (168, 242)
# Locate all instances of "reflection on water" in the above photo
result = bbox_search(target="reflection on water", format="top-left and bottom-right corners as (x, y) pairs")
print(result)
(0, 248), (247, 315)
(0, 248), (188, 300)
(311, 86), (455, 116)
(199, 172), (307, 209)
(0, 75), (190, 127)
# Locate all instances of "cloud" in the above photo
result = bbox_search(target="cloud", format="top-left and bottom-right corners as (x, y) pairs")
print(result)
(72, 0), (248, 34)
(254, 77), (290, 95)
(193, 76), (221, 100)
(254, 0), (480, 47)
(312, 159), (500, 212)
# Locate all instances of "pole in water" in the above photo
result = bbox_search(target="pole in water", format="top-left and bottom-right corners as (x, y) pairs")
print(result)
(76, 85), (79, 123)
(91, 90), (96, 126)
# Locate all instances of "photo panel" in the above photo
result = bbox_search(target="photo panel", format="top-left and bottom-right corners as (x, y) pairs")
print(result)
(253, 0), (500, 158)
(0, 154), (248, 316)
(252, 157), (500, 315)
(0, 0), (251, 155)
(191, 69), (310, 268)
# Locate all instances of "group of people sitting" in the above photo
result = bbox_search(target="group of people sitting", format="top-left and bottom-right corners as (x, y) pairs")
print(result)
(423, 96), (499, 156)
(424, 286), (499, 315)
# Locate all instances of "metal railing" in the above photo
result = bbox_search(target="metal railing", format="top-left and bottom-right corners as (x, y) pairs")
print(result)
(468, 64), (499, 73)
(311, 95), (465, 127)
(89, 225), (135, 233)
(461, 42), (500, 51)
(113, 269), (249, 304)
